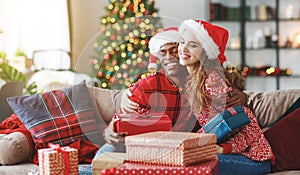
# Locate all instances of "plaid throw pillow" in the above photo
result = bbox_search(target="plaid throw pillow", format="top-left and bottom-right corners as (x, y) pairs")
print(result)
(7, 81), (101, 146)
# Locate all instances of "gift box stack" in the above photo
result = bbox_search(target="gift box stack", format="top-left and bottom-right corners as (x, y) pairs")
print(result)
(38, 146), (79, 175)
(125, 131), (217, 166)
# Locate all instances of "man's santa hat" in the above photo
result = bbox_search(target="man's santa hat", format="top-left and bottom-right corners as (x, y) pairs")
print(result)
(148, 27), (180, 69)
(179, 19), (230, 67)
(147, 54), (158, 70)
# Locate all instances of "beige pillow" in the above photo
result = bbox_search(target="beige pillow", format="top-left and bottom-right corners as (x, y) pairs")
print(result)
(0, 132), (31, 165)
(247, 89), (300, 129)
(88, 86), (123, 124)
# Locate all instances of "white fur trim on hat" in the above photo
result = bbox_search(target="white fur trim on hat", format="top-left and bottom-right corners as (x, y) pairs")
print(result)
(222, 60), (231, 69)
(179, 19), (219, 60)
(149, 29), (179, 57)
(147, 63), (158, 70)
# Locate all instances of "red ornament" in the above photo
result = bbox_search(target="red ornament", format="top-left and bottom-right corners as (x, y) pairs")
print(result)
(119, 13), (125, 19)
(97, 71), (103, 78)
(100, 28), (105, 34)
(273, 68), (281, 76)
(144, 10), (149, 15)
(138, 62), (145, 67)
(104, 54), (111, 60)
(110, 35), (116, 40)
(128, 4), (134, 11)
(110, 77), (116, 83)
(135, 18), (141, 24)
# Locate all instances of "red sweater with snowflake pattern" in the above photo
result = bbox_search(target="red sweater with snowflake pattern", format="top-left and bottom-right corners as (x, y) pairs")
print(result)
(196, 70), (275, 163)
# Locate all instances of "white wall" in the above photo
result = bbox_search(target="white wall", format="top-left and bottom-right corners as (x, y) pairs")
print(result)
(69, 0), (106, 70)
(155, 0), (209, 27)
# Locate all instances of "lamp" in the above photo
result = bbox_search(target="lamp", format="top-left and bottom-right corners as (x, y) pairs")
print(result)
(291, 31), (300, 48)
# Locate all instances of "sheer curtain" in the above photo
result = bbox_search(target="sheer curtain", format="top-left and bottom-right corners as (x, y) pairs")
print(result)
(0, 0), (70, 58)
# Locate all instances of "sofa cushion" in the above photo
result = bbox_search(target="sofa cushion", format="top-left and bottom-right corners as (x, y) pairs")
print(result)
(0, 132), (31, 165)
(7, 81), (102, 146)
(264, 107), (300, 172)
(87, 86), (123, 124)
(267, 97), (300, 127)
(247, 89), (300, 128)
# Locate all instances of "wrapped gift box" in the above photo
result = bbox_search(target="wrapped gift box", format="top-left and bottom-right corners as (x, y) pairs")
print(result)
(38, 146), (79, 175)
(115, 113), (172, 136)
(125, 131), (217, 166)
(92, 152), (126, 175)
(116, 159), (219, 175)
(203, 105), (250, 142)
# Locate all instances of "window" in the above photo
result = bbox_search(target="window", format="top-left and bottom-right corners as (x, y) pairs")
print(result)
(0, 0), (70, 58)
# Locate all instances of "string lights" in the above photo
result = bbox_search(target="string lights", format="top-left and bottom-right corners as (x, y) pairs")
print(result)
(241, 65), (292, 77)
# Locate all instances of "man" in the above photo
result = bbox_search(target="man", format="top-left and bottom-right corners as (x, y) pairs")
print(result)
(96, 27), (248, 156)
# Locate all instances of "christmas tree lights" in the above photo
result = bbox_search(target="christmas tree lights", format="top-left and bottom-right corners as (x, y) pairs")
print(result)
(91, 0), (163, 89)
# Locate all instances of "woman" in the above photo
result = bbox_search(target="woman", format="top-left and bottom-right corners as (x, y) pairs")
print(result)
(178, 19), (274, 175)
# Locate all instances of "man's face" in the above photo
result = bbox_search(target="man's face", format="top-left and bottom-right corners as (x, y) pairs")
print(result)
(158, 43), (188, 77)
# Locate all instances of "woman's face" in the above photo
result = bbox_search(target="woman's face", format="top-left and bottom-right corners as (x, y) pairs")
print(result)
(178, 29), (204, 67)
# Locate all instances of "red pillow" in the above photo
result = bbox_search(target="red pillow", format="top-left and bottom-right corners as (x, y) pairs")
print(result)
(264, 107), (300, 172)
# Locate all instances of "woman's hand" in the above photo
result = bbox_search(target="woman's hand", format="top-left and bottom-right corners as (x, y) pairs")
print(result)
(216, 145), (224, 154)
(103, 117), (127, 145)
(119, 89), (139, 114)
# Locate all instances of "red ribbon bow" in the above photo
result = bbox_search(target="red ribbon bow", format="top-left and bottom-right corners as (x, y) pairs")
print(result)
(48, 143), (71, 175)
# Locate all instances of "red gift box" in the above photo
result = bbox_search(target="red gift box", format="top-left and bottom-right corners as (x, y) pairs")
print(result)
(115, 159), (219, 175)
(115, 113), (172, 136)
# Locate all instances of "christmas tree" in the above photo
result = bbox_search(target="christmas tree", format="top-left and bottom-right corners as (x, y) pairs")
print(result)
(91, 0), (163, 89)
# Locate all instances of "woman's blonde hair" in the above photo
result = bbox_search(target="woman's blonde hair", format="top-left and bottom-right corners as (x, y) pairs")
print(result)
(186, 53), (244, 114)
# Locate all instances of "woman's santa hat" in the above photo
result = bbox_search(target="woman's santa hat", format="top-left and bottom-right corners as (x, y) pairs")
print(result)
(148, 27), (180, 69)
(179, 19), (230, 66)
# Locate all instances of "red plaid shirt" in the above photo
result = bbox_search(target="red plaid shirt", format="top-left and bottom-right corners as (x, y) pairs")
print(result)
(129, 72), (199, 132)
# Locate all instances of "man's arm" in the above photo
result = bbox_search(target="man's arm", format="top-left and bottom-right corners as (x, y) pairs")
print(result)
(226, 88), (248, 108)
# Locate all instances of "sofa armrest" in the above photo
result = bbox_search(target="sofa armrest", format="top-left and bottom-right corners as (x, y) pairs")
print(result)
(0, 132), (31, 165)
(247, 89), (300, 129)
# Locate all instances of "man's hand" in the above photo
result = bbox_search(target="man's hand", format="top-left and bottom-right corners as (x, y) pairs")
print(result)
(103, 118), (127, 146)
(120, 89), (139, 114)
(226, 88), (248, 108)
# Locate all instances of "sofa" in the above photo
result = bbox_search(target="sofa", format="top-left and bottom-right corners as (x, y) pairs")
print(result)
(0, 86), (299, 175)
